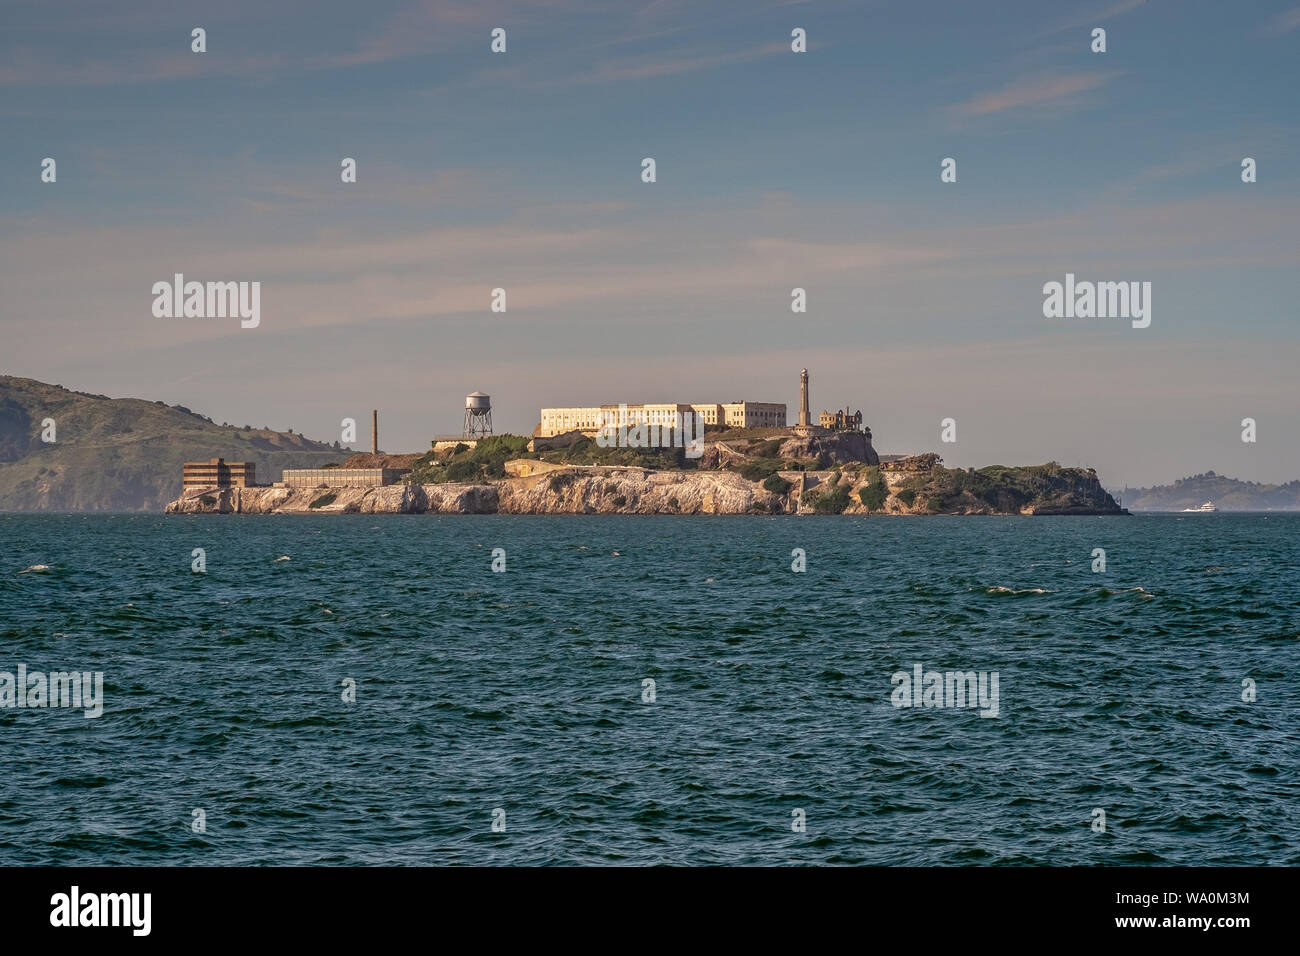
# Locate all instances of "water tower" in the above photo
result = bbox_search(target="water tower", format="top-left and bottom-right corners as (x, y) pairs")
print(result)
(464, 392), (492, 438)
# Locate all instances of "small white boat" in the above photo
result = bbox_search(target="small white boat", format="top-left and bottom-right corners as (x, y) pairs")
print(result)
(1181, 501), (1217, 513)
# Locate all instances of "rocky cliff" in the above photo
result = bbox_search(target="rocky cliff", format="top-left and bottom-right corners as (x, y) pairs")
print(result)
(778, 431), (879, 465)
(165, 470), (786, 515)
(165, 462), (1125, 516)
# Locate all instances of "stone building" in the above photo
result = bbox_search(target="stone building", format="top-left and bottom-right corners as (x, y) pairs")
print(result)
(819, 407), (864, 431)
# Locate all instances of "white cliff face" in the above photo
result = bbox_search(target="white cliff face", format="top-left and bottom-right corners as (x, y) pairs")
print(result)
(497, 469), (786, 515)
(165, 483), (498, 514)
(165, 470), (790, 515)
(163, 463), (1121, 516)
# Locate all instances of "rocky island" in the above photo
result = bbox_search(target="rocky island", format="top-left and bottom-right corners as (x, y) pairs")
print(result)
(165, 432), (1127, 516)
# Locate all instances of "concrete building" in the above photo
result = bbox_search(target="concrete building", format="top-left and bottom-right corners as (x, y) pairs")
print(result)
(537, 401), (786, 437)
(183, 458), (257, 489)
(718, 402), (785, 428)
(280, 467), (409, 489)
(538, 407), (603, 435)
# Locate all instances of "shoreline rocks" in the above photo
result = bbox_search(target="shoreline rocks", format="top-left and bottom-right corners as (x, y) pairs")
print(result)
(164, 465), (1126, 516)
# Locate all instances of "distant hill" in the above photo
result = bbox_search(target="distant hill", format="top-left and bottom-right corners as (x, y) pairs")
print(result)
(1116, 471), (1300, 512)
(0, 376), (348, 511)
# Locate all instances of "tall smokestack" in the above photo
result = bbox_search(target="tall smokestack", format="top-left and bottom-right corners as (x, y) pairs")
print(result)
(371, 409), (378, 456)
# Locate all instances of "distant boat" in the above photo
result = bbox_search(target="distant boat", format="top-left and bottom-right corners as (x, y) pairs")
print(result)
(1181, 501), (1217, 513)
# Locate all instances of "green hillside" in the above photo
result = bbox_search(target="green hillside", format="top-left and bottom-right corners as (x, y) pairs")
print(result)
(0, 376), (347, 511)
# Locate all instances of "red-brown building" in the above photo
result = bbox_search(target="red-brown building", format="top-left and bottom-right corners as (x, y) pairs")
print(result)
(182, 458), (257, 489)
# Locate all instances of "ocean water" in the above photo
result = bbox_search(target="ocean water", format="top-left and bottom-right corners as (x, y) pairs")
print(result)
(1, 513), (1296, 866)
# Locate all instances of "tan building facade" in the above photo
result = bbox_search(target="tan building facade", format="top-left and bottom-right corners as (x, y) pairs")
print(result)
(719, 402), (785, 428)
(538, 401), (785, 437)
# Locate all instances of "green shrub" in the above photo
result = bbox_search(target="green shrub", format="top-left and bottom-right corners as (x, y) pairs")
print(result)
(858, 470), (887, 510)
(548, 472), (575, 492)
(309, 492), (337, 509)
(738, 459), (783, 482)
(800, 482), (851, 514)
(813, 484), (851, 514)
(441, 460), (476, 482)
(762, 474), (792, 495)
(543, 436), (680, 468)
(896, 489), (917, 507)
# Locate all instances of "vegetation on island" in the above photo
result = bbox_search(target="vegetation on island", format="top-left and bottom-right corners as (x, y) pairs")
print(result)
(538, 436), (694, 470)
(408, 433), (696, 484)
(857, 468), (888, 510)
(762, 474), (792, 495)
(802, 479), (852, 514)
(722, 449), (1120, 515)
(889, 462), (1120, 514)
(407, 435), (532, 484)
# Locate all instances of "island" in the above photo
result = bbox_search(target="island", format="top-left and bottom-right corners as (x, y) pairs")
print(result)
(165, 433), (1126, 516)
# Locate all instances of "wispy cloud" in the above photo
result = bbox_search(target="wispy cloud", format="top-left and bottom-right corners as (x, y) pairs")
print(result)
(1031, 0), (1148, 40)
(954, 71), (1121, 116)
(576, 40), (788, 84)
(1266, 6), (1300, 33)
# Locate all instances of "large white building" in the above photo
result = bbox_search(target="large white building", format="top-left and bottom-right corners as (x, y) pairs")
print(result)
(537, 401), (786, 437)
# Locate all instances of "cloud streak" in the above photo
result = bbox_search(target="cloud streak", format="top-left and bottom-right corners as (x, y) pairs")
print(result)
(1267, 6), (1300, 33)
(954, 71), (1121, 116)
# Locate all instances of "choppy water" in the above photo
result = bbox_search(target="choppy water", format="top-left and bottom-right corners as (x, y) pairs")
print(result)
(1, 513), (1296, 865)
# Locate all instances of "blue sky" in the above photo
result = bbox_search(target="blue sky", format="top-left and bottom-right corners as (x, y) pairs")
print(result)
(4, 0), (1298, 485)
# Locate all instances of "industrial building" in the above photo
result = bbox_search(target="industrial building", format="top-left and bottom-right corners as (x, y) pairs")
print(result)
(182, 458), (257, 489)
